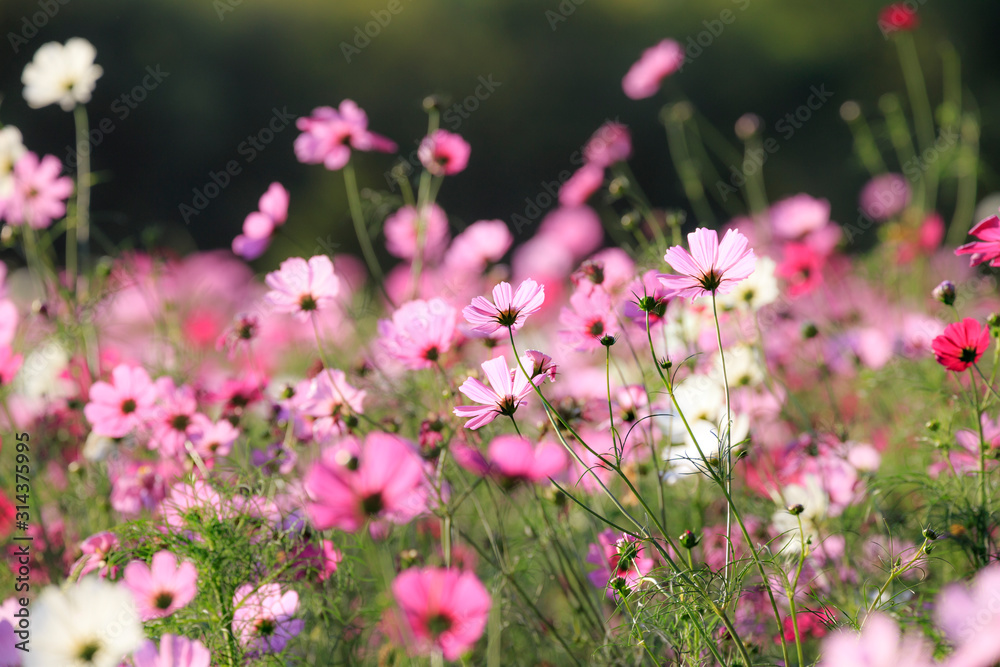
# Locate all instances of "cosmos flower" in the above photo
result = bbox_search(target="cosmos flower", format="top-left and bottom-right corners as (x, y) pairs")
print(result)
(122, 551), (198, 621)
(1, 152), (74, 229)
(84, 364), (158, 438)
(931, 318), (990, 372)
(956, 211), (1000, 268)
(231, 584), (303, 654)
(264, 255), (340, 321)
(22, 38), (103, 110)
(377, 298), (459, 370)
(463, 279), (545, 336)
(659, 228), (757, 301)
(294, 100), (396, 170)
(453, 355), (539, 430)
(132, 634), (211, 667)
(418, 129), (471, 176)
(622, 39), (685, 100)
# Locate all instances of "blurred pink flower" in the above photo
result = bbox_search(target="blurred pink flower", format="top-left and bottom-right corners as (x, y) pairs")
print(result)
(389, 567), (491, 660)
(956, 211), (1000, 268)
(487, 435), (567, 484)
(294, 100), (396, 170)
(124, 550), (198, 621)
(558, 286), (617, 351)
(0, 152), (73, 229)
(232, 182), (289, 261)
(777, 241), (825, 297)
(463, 279), (545, 336)
(536, 206), (604, 260)
(84, 364), (158, 438)
(232, 583), (303, 654)
(583, 121), (632, 167)
(586, 530), (656, 597)
(300, 368), (366, 441)
(859, 173), (910, 221)
(817, 613), (935, 667)
(305, 432), (427, 532)
(932, 318), (989, 372)
(377, 298), (458, 370)
(769, 194), (831, 239)
(149, 377), (201, 457)
(71, 531), (119, 579)
(418, 129), (471, 176)
(188, 415), (240, 461)
(659, 227), (756, 301)
(384, 204), (450, 261)
(622, 39), (685, 100)
(264, 255), (340, 321)
(132, 634), (211, 667)
(110, 460), (176, 517)
(0, 345), (22, 387)
(454, 355), (538, 430)
(443, 219), (512, 274)
(936, 564), (1000, 666)
(559, 164), (604, 207)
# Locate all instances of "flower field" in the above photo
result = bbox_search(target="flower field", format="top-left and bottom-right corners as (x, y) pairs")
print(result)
(2, 4), (1000, 665)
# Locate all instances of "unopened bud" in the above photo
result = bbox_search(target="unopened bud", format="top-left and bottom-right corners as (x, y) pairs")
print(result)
(679, 529), (700, 549)
(787, 503), (804, 516)
(925, 419), (940, 432)
(801, 322), (819, 339)
(932, 280), (956, 305)
(922, 528), (938, 540)
(600, 334), (617, 347)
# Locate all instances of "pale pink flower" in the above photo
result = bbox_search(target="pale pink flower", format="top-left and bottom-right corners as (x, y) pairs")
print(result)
(188, 415), (240, 461)
(232, 583), (303, 653)
(264, 255), (340, 321)
(463, 279), (545, 336)
(110, 460), (176, 517)
(769, 194), (831, 239)
(294, 100), (396, 170)
(443, 219), (513, 274)
(123, 551), (198, 621)
(384, 204), (450, 261)
(162, 480), (227, 529)
(586, 530), (656, 597)
(84, 364), (158, 438)
(377, 298), (458, 370)
(71, 531), (119, 579)
(305, 432), (428, 532)
(817, 613), (935, 667)
(659, 227), (757, 301)
(453, 355), (539, 430)
(622, 39), (685, 100)
(132, 634), (211, 667)
(524, 349), (557, 383)
(935, 564), (1000, 666)
(860, 173), (910, 221)
(558, 286), (617, 352)
(390, 567), (491, 660)
(559, 164), (604, 207)
(232, 182), (289, 261)
(536, 206), (604, 260)
(149, 377), (201, 457)
(418, 129), (471, 176)
(1, 152), (73, 229)
(300, 369), (366, 441)
(487, 435), (567, 484)
(583, 121), (632, 167)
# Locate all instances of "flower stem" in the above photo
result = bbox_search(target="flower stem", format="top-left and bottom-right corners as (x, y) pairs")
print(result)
(343, 160), (394, 307)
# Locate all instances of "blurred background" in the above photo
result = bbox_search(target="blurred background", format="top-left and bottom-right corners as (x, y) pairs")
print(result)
(0, 0), (997, 270)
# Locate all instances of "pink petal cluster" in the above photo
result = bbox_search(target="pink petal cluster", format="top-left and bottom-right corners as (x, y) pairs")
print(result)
(264, 255), (340, 321)
(84, 364), (159, 438)
(956, 210), (1000, 267)
(453, 355), (540, 430)
(622, 39), (685, 100)
(384, 203), (451, 261)
(560, 122), (632, 206)
(377, 298), (459, 370)
(232, 583), (304, 653)
(123, 550), (198, 620)
(418, 129), (471, 176)
(0, 152), (73, 229)
(132, 634), (211, 667)
(463, 279), (545, 337)
(232, 182), (289, 260)
(294, 100), (396, 170)
(659, 227), (757, 301)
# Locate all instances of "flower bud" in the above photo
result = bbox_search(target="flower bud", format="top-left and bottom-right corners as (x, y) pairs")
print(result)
(932, 280), (956, 305)
(787, 503), (805, 516)
(600, 334), (617, 347)
(925, 419), (940, 432)
(678, 529), (700, 549)
(801, 322), (819, 339)
(922, 527), (938, 540)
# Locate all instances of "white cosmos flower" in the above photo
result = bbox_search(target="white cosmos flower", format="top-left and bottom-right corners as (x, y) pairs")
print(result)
(28, 577), (143, 667)
(717, 256), (779, 312)
(771, 475), (829, 555)
(0, 126), (26, 199)
(22, 38), (103, 111)
(714, 343), (765, 388)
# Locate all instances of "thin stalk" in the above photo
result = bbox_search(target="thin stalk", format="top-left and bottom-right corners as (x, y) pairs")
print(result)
(71, 104), (92, 298)
(343, 161), (394, 307)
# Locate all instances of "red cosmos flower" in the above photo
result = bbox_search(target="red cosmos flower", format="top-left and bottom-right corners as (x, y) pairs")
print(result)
(931, 318), (990, 372)
(878, 4), (919, 34)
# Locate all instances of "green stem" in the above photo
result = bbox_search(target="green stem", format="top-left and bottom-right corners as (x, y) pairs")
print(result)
(71, 104), (91, 299)
(343, 161), (394, 307)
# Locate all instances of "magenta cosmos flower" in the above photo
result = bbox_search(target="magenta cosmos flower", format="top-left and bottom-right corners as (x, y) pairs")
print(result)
(305, 432), (427, 532)
(418, 129), (471, 176)
(956, 210), (1000, 267)
(300, 368), (367, 441)
(232, 182), (289, 261)
(931, 318), (990, 372)
(390, 567), (491, 660)
(0, 151), (74, 229)
(264, 255), (340, 321)
(294, 100), (396, 170)
(377, 298), (459, 370)
(84, 363), (158, 438)
(232, 583), (303, 654)
(454, 355), (541, 430)
(658, 227), (756, 301)
(487, 435), (567, 484)
(132, 634), (211, 667)
(622, 39), (685, 100)
(463, 279), (545, 336)
(123, 550), (198, 621)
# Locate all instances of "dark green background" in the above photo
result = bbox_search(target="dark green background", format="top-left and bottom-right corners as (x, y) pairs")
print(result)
(0, 0), (997, 268)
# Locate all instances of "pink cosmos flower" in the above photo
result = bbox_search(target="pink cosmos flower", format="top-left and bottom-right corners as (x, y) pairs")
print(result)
(71, 531), (119, 579)
(487, 435), (567, 484)
(442, 219), (513, 275)
(418, 129), (471, 176)
(777, 242), (825, 297)
(558, 286), (617, 352)
(232, 182), (290, 261)
(583, 121), (632, 168)
(622, 39), (685, 100)
(935, 564), (1000, 667)
(859, 173), (910, 221)
(216, 312), (259, 359)
(162, 480), (228, 529)
(232, 583), (303, 654)
(305, 432), (427, 532)
(769, 194), (831, 239)
(658, 227), (756, 301)
(559, 164), (604, 207)
(932, 318), (990, 372)
(123, 550), (198, 621)
(879, 3), (919, 33)
(84, 364), (158, 438)
(0, 345), (22, 387)
(110, 460), (176, 517)
(586, 530), (656, 597)
(264, 255), (340, 321)
(817, 613), (934, 667)
(294, 100), (397, 170)
(377, 298), (458, 370)
(132, 634), (211, 667)
(149, 377), (201, 457)
(524, 349), (558, 383)
(300, 368), (366, 441)
(956, 211), (1000, 267)
(453, 355), (539, 430)
(0, 152), (74, 229)
(384, 204), (451, 261)
(390, 567), (491, 660)
(463, 279), (545, 336)
(187, 415), (240, 461)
